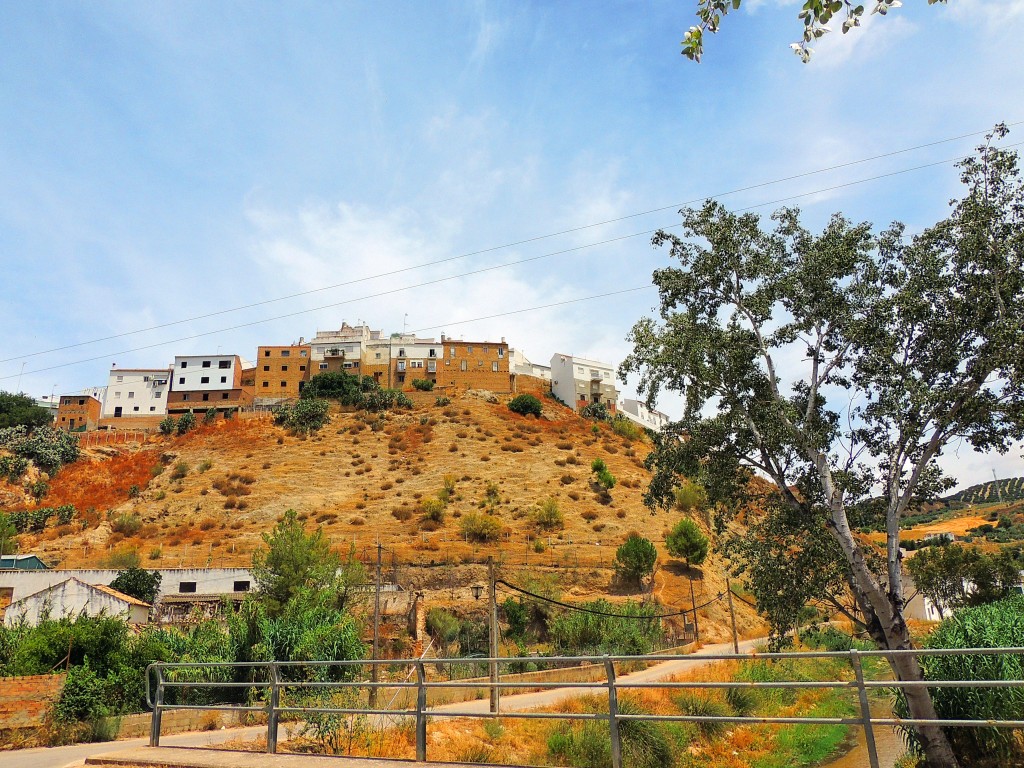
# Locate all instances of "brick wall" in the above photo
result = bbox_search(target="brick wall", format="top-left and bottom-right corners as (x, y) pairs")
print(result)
(0, 674), (65, 730)
(56, 396), (102, 432)
(435, 339), (512, 393)
(255, 346), (312, 399)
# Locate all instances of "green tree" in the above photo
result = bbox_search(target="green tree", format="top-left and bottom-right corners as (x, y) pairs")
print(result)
(681, 0), (947, 63)
(665, 519), (709, 569)
(908, 544), (1022, 618)
(0, 391), (52, 430)
(109, 567), (162, 605)
(620, 131), (1023, 768)
(251, 510), (347, 615)
(614, 533), (658, 588)
(0, 512), (16, 558)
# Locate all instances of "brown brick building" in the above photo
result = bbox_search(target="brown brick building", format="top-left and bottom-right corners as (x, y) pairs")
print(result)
(435, 336), (512, 393)
(56, 394), (102, 432)
(255, 345), (312, 401)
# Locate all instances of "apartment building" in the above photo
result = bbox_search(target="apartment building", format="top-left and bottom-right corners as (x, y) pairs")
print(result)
(618, 398), (670, 433)
(436, 335), (512, 393)
(550, 354), (619, 413)
(166, 355), (253, 415)
(307, 322), (383, 362)
(509, 347), (551, 380)
(55, 394), (102, 432)
(255, 345), (312, 403)
(361, 335), (443, 389)
(100, 368), (171, 428)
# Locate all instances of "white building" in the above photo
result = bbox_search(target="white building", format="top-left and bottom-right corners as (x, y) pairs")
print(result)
(509, 348), (551, 380)
(618, 398), (671, 433)
(103, 367), (171, 419)
(307, 322), (384, 362)
(3, 577), (150, 626)
(550, 354), (619, 413)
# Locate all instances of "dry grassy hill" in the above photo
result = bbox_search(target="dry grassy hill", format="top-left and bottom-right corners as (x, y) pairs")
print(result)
(5, 385), (766, 643)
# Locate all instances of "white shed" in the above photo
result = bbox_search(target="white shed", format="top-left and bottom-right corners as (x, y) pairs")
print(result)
(3, 577), (150, 626)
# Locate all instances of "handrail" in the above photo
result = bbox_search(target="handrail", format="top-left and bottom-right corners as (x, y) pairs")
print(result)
(145, 647), (1024, 768)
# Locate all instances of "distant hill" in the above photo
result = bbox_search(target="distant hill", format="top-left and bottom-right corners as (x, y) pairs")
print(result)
(946, 477), (1024, 505)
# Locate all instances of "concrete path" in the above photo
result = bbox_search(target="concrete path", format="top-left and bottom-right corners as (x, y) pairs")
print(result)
(5, 636), (763, 768)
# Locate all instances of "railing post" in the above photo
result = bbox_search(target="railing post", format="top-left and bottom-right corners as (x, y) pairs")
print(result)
(149, 666), (164, 747)
(850, 649), (880, 768)
(604, 657), (622, 768)
(415, 660), (427, 762)
(267, 663), (280, 754)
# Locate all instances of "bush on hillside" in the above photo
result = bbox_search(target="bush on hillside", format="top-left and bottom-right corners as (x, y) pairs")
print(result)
(508, 394), (542, 417)
(665, 518), (709, 569)
(274, 398), (331, 435)
(460, 511), (502, 542)
(611, 414), (643, 440)
(580, 402), (611, 421)
(412, 379), (435, 391)
(301, 371), (376, 406)
(0, 425), (80, 475)
(531, 498), (564, 531)
(158, 416), (176, 435)
(176, 411), (196, 435)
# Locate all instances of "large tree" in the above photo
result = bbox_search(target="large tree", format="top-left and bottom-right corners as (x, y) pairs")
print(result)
(620, 128), (1024, 768)
(682, 0), (947, 63)
(0, 391), (52, 430)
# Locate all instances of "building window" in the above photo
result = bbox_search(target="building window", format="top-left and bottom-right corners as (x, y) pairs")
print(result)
(202, 393), (209, 401)
(397, 361), (406, 372)
(445, 360), (451, 366)
(398, 348), (405, 357)
(78, 398), (85, 405)
(281, 365), (288, 372)
(264, 350), (271, 357)
(133, 406), (139, 412)
(222, 393), (229, 399)
(180, 361), (188, 368)
(220, 376), (227, 383)
(143, 376), (150, 382)
(234, 580), (250, 592)
(200, 376), (210, 384)
(264, 365), (270, 371)
(300, 350), (308, 357)
(299, 365), (305, 371)
(450, 347), (455, 358)
(154, 391), (162, 398)
(397, 374), (405, 383)
(262, 381), (270, 388)
(427, 361), (436, 373)
(578, 367), (584, 373)
(460, 360), (467, 372)
(218, 360), (231, 369)
(411, 361), (423, 368)
(202, 360), (211, 368)
(114, 391), (121, 399)
(319, 363), (328, 370)
(278, 350), (289, 358)
(178, 582), (197, 594)
(498, 348), (505, 358)
(429, 349), (436, 357)
(281, 381), (287, 388)
(492, 362), (499, 372)
(150, 406), (156, 411)
(375, 352), (382, 359)
(128, 391), (134, 398)
(116, 375), (123, 382)
(182, 394), (189, 401)
(179, 377), (185, 385)
(467, 346), (473, 353)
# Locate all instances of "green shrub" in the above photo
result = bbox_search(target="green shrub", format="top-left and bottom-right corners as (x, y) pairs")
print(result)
(508, 394), (542, 417)
(274, 398), (331, 435)
(531, 498), (564, 531)
(724, 685), (759, 717)
(203, 407), (217, 424)
(546, 696), (674, 768)
(614, 533), (657, 587)
(55, 663), (108, 723)
(0, 425), (79, 475)
(611, 415), (643, 440)
(411, 379), (435, 391)
(435, 396), (451, 407)
(665, 518), (709, 568)
(580, 402), (610, 421)
(158, 416), (176, 435)
(110, 514), (142, 536)
(591, 458), (607, 473)
(170, 461), (189, 481)
(422, 498), (446, 523)
(176, 411), (196, 435)
(0, 454), (29, 482)
(896, 595), (1024, 762)
(460, 511), (502, 542)
(673, 691), (730, 738)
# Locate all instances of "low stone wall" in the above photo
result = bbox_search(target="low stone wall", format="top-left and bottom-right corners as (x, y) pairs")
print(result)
(0, 673), (65, 740)
(114, 708), (253, 739)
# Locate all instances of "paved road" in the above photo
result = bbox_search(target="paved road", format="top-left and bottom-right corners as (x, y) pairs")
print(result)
(5, 637), (762, 768)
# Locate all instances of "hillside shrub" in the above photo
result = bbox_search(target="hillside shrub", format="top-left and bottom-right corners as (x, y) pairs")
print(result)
(580, 402), (611, 421)
(548, 600), (664, 656)
(665, 518), (709, 569)
(158, 416), (176, 435)
(176, 411), (196, 435)
(508, 394), (542, 417)
(412, 379), (435, 391)
(546, 696), (674, 768)
(301, 371), (376, 405)
(460, 511), (502, 542)
(896, 595), (1024, 762)
(611, 415), (643, 440)
(110, 514), (142, 537)
(274, 398), (331, 435)
(531, 498), (564, 531)
(203, 407), (217, 424)
(434, 396), (451, 407)
(0, 425), (79, 475)
(422, 498), (446, 523)
(0, 454), (29, 482)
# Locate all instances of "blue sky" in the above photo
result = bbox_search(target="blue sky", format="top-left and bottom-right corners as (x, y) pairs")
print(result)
(2, 1), (1023, 487)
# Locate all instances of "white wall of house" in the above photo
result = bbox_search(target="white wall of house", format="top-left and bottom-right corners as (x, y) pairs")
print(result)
(510, 348), (551, 380)
(0, 568), (254, 604)
(308, 323), (382, 361)
(550, 354), (619, 410)
(3, 579), (149, 626)
(618, 399), (671, 432)
(103, 369), (170, 418)
(172, 355), (240, 392)
(393, 337), (443, 376)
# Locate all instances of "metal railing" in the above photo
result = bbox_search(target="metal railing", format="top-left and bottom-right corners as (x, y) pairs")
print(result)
(145, 647), (1024, 768)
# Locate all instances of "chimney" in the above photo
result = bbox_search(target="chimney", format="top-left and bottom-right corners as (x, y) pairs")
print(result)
(440, 334), (446, 342)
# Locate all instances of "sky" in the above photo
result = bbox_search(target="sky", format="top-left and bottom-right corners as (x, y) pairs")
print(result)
(1, 0), (1023, 489)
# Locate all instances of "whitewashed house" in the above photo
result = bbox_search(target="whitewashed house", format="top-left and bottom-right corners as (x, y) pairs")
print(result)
(3, 577), (150, 626)
(618, 398), (671, 433)
(550, 354), (619, 413)
(103, 367), (171, 420)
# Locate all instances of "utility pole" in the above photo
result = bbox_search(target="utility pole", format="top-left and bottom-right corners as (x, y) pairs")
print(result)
(370, 542), (382, 707)
(689, 575), (700, 644)
(488, 556), (499, 714)
(726, 578), (739, 654)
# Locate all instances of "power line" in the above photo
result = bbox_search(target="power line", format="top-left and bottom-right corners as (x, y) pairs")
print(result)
(7, 140), (1023, 383)
(3, 122), (1018, 366)
(496, 579), (723, 619)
